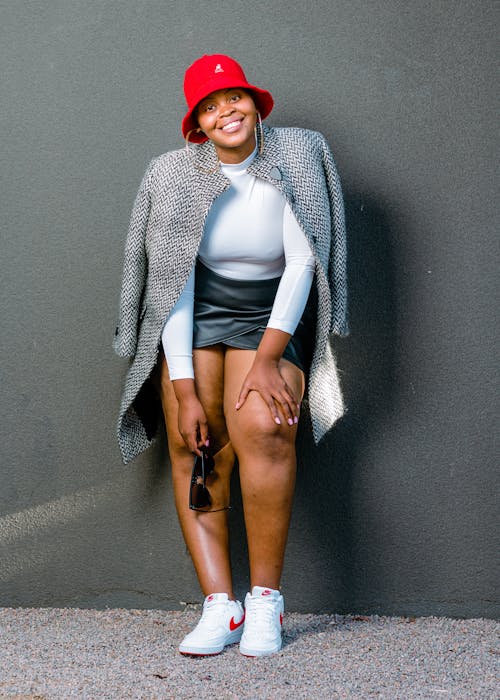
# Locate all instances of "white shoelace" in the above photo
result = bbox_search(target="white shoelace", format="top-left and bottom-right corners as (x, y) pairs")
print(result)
(196, 602), (227, 630)
(245, 597), (276, 630)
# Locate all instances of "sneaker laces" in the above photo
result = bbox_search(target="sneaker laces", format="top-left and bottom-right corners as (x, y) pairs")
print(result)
(195, 601), (227, 631)
(245, 596), (275, 630)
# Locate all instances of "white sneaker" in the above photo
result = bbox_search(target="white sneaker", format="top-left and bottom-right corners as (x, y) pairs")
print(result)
(179, 593), (245, 656)
(239, 586), (284, 657)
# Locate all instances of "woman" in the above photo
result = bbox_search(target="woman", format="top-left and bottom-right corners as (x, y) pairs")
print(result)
(113, 54), (348, 657)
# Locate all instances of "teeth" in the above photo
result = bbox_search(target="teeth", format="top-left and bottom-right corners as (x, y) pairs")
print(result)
(222, 120), (241, 131)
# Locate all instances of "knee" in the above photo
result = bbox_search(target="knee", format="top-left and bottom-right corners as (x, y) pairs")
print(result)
(167, 436), (194, 476)
(231, 406), (295, 454)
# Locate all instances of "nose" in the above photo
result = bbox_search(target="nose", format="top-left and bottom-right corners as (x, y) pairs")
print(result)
(219, 103), (235, 118)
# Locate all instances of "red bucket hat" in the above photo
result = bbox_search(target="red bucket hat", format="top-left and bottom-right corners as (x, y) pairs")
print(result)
(182, 54), (274, 144)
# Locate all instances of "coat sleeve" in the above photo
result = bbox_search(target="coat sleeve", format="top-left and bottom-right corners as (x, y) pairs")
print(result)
(319, 134), (349, 336)
(112, 157), (157, 358)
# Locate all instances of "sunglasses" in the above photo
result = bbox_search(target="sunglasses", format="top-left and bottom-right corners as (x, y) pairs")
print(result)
(189, 448), (231, 513)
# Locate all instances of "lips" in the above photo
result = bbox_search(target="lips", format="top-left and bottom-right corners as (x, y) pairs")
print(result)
(220, 118), (243, 133)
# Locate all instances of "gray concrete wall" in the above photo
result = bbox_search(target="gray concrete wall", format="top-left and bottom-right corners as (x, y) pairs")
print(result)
(1, 0), (498, 617)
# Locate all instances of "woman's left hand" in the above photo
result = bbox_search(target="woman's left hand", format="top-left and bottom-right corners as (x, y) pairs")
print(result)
(235, 356), (299, 426)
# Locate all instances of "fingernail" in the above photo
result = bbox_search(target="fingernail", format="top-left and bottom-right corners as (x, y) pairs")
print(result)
(274, 417), (281, 425)
(287, 418), (293, 426)
(294, 416), (298, 424)
(205, 440), (210, 447)
(297, 404), (301, 410)
(235, 402), (240, 409)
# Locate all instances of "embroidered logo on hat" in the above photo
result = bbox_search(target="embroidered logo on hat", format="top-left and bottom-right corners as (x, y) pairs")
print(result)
(214, 63), (224, 73)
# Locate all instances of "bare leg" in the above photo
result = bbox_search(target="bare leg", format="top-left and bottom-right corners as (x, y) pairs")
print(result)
(223, 349), (305, 590)
(159, 347), (236, 598)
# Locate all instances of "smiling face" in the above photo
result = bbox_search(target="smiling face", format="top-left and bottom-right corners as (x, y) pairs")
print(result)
(196, 88), (258, 163)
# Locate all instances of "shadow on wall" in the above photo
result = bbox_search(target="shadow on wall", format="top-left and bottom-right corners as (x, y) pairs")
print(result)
(295, 191), (398, 613)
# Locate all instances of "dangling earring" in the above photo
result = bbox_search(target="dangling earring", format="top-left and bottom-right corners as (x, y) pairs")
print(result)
(185, 129), (220, 175)
(254, 111), (265, 155)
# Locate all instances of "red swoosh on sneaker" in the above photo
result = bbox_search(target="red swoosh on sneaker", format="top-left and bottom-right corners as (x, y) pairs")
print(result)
(229, 613), (245, 631)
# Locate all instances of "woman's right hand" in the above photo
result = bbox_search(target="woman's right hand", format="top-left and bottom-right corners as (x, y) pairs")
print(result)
(172, 380), (209, 455)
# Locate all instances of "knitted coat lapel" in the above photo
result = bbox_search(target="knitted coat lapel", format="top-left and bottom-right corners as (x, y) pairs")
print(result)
(193, 124), (290, 199)
(161, 125), (293, 289)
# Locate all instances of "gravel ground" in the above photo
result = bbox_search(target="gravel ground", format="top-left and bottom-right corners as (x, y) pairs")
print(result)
(0, 607), (498, 699)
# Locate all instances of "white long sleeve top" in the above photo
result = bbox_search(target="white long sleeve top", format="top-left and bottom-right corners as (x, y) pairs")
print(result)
(161, 145), (315, 379)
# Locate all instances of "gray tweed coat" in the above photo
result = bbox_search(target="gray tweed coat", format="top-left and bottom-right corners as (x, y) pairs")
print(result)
(113, 125), (349, 464)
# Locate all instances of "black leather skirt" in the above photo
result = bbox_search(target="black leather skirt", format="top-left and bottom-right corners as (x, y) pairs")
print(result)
(193, 260), (317, 373)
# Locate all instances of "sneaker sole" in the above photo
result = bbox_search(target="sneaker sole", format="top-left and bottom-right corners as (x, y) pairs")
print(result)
(179, 649), (223, 656)
(239, 640), (282, 657)
(179, 630), (243, 656)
